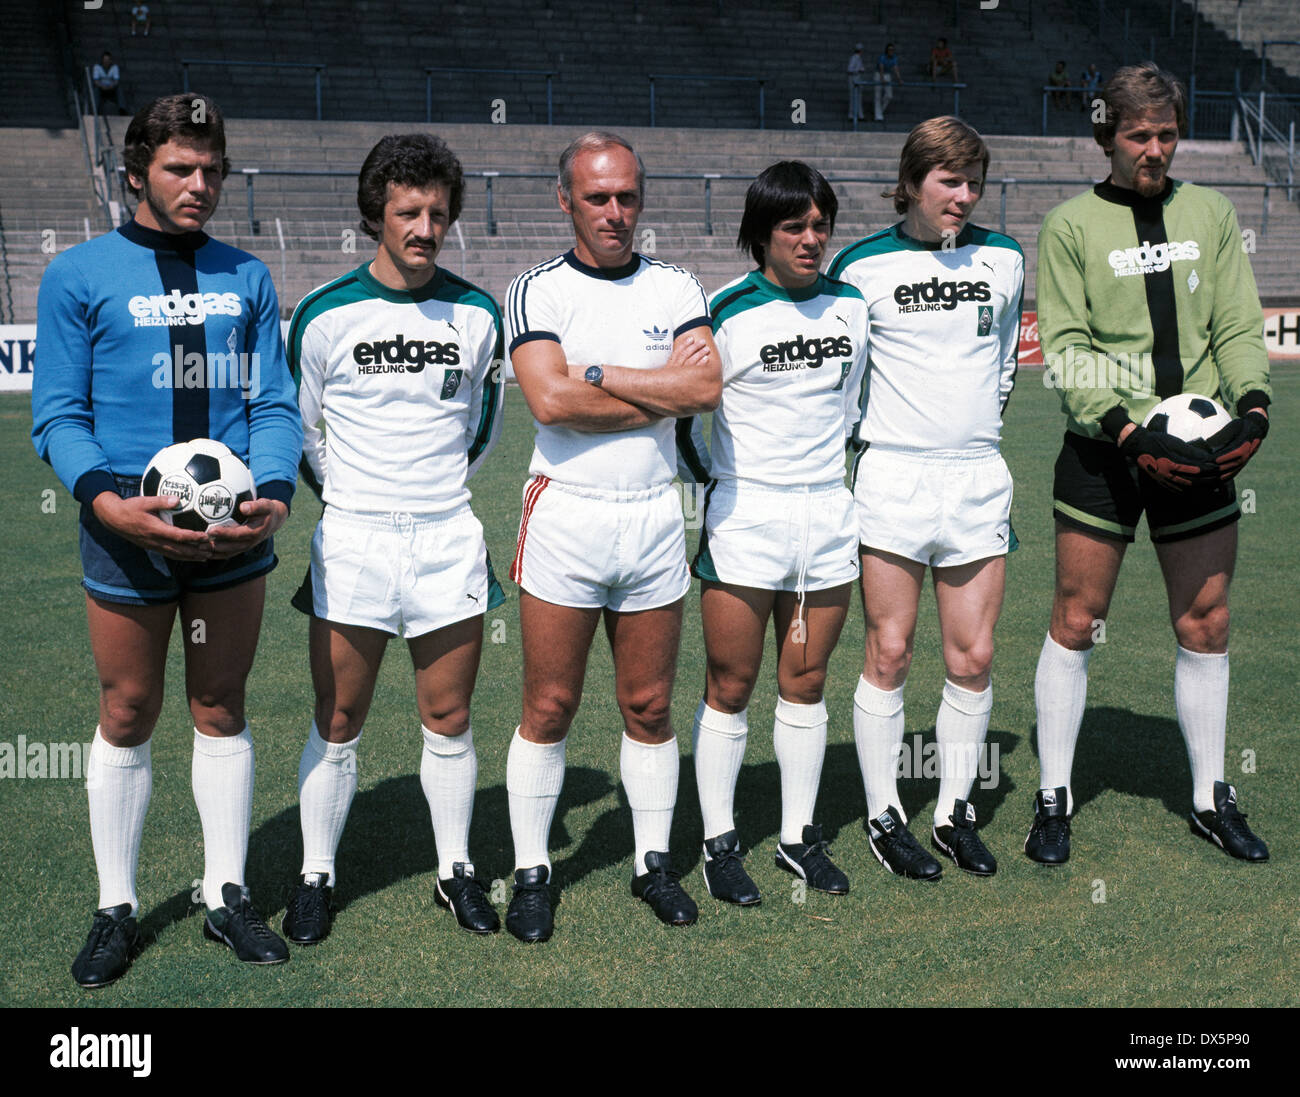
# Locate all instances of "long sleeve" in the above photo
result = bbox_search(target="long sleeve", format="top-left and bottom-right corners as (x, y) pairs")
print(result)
(465, 304), (505, 481)
(31, 253), (117, 504)
(243, 264), (301, 508)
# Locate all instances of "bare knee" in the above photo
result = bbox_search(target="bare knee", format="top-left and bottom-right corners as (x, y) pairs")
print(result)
(1174, 603), (1230, 653)
(420, 701), (471, 738)
(100, 685), (162, 745)
(777, 666), (827, 705)
(864, 633), (912, 688)
(523, 685), (581, 743)
(1051, 597), (1105, 651)
(189, 682), (247, 736)
(314, 694), (366, 741)
(706, 666), (757, 714)
(944, 639), (994, 689)
(619, 686), (673, 742)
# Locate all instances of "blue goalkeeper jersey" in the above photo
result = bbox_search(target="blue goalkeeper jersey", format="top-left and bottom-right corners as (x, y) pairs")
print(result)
(31, 219), (302, 507)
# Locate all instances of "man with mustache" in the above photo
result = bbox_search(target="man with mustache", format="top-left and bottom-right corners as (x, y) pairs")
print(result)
(1028, 62), (1272, 864)
(283, 134), (506, 944)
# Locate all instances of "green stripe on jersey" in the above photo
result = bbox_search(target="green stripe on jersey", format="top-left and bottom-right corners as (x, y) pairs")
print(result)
(286, 267), (372, 384)
(829, 222), (1023, 278)
(710, 270), (864, 328)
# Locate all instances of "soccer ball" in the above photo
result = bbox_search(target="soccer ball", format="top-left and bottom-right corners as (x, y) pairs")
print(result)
(142, 439), (256, 532)
(1141, 394), (1233, 445)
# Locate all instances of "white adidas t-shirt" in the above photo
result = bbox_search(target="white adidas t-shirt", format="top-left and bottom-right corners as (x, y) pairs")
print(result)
(505, 249), (711, 490)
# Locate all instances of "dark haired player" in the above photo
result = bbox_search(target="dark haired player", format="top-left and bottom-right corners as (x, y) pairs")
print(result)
(32, 94), (302, 987)
(1028, 63), (1271, 864)
(503, 132), (720, 940)
(677, 161), (867, 905)
(282, 134), (505, 942)
(829, 116), (1023, 879)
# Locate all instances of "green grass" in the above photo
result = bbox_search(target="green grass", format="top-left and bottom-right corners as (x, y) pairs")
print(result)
(0, 369), (1297, 1008)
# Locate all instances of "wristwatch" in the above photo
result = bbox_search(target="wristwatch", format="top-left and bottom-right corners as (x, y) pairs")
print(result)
(584, 365), (604, 387)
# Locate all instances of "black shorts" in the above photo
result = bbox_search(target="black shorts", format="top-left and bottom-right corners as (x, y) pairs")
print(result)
(1051, 432), (1239, 544)
(79, 475), (277, 606)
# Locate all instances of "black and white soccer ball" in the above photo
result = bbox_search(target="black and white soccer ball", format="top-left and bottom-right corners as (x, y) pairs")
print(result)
(142, 439), (256, 532)
(1141, 394), (1233, 446)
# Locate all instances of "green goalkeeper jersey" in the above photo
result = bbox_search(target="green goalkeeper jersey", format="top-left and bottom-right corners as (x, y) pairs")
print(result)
(1037, 178), (1270, 438)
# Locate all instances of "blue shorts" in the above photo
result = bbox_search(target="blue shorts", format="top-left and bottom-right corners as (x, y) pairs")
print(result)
(79, 475), (277, 606)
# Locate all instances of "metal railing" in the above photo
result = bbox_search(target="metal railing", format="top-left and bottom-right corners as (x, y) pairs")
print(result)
(80, 70), (131, 227)
(425, 67), (556, 126)
(850, 79), (967, 131)
(648, 74), (766, 129)
(1040, 84), (1103, 134)
(1238, 94), (1296, 202)
(215, 167), (1295, 241)
(181, 59), (326, 120)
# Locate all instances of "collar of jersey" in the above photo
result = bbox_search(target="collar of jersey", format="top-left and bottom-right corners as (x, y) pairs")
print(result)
(563, 248), (641, 280)
(890, 221), (973, 251)
(354, 261), (447, 302)
(1093, 177), (1175, 209)
(743, 268), (827, 303)
(118, 219), (208, 252)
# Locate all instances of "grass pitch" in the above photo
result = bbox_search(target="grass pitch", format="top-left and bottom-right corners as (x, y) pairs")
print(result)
(0, 369), (1296, 1008)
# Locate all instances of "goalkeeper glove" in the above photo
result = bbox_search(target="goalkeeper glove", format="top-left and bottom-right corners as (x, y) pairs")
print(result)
(1119, 423), (1219, 492)
(1206, 410), (1269, 480)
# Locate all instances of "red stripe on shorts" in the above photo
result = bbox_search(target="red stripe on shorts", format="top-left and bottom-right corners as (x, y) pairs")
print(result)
(510, 475), (550, 584)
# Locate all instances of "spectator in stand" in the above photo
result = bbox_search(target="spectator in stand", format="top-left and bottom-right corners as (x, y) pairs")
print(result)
(1079, 63), (1102, 111)
(930, 37), (960, 83)
(848, 43), (867, 121)
(875, 43), (903, 122)
(93, 52), (127, 115)
(131, 4), (151, 37)
(1049, 60), (1072, 110)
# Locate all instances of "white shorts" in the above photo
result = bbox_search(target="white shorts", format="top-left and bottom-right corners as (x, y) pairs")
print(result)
(510, 476), (690, 612)
(853, 446), (1013, 567)
(694, 479), (858, 592)
(304, 504), (492, 637)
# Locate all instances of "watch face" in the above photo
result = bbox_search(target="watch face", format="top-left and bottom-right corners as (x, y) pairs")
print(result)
(585, 365), (603, 385)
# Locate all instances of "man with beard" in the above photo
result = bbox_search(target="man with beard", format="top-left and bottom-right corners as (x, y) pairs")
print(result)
(1027, 63), (1271, 865)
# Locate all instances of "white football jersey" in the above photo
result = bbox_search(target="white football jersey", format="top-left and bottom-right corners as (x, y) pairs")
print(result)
(289, 263), (503, 513)
(506, 250), (711, 490)
(828, 222), (1024, 453)
(677, 269), (869, 486)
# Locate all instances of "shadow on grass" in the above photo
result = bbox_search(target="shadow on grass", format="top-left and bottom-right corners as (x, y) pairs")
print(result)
(669, 727), (1021, 875)
(1030, 705), (1189, 817)
(212, 722), (1027, 922)
(234, 766), (617, 916)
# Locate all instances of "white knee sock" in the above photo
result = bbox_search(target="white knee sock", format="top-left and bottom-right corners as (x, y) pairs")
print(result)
(1034, 633), (1092, 814)
(773, 697), (827, 844)
(853, 676), (906, 823)
(620, 733), (679, 877)
(192, 726), (254, 912)
(933, 680), (993, 828)
(297, 721), (360, 885)
(506, 728), (565, 874)
(421, 725), (477, 879)
(1175, 646), (1228, 813)
(87, 727), (152, 913)
(692, 700), (748, 842)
